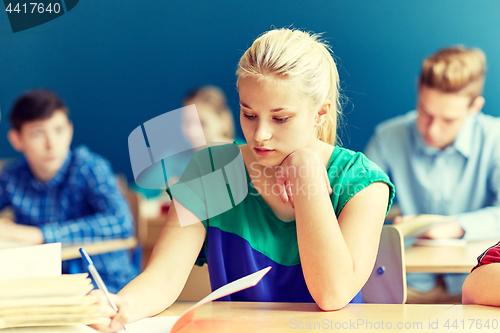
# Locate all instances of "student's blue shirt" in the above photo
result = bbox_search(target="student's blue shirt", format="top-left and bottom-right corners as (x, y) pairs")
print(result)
(365, 111), (500, 293)
(0, 146), (137, 292)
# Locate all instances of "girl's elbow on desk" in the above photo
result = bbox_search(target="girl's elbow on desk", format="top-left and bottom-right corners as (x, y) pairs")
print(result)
(312, 285), (357, 311)
(314, 294), (352, 311)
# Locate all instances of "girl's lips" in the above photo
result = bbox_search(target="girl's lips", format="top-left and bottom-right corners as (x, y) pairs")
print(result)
(254, 147), (275, 156)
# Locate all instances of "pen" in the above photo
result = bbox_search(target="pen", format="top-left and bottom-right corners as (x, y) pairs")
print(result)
(80, 247), (127, 332)
(80, 247), (118, 311)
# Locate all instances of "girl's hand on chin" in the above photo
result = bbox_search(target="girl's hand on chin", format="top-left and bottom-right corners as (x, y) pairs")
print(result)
(276, 148), (333, 208)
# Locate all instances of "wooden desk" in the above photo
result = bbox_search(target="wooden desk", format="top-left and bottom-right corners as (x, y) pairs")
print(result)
(405, 240), (497, 273)
(61, 237), (137, 260)
(159, 302), (500, 332)
(0, 237), (137, 260)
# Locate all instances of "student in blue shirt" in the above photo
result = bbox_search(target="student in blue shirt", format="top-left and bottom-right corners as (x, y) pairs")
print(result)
(365, 46), (500, 303)
(0, 89), (137, 293)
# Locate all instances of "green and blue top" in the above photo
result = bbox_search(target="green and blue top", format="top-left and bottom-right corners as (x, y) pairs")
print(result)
(167, 143), (394, 303)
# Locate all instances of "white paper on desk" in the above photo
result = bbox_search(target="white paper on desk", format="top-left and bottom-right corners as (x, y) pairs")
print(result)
(0, 323), (97, 332)
(122, 316), (181, 333)
(123, 266), (271, 333)
(415, 238), (467, 247)
(0, 243), (61, 281)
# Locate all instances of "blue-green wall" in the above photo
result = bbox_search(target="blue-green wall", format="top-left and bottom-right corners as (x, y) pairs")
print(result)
(1, 1), (500, 183)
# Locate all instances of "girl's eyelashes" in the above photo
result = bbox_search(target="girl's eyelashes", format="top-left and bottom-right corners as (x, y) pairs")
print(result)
(242, 112), (256, 119)
(274, 117), (290, 123)
(242, 112), (290, 123)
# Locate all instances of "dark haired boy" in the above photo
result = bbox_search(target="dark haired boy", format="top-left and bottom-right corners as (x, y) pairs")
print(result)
(0, 89), (137, 293)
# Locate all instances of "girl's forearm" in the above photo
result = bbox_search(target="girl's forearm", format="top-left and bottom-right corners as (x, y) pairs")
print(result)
(117, 267), (179, 323)
(293, 172), (356, 309)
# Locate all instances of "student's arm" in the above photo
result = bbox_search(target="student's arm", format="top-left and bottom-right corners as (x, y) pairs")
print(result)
(463, 241), (500, 305)
(0, 172), (44, 242)
(426, 149), (500, 241)
(39, 159), (134, 244)
(91, 200), (206, 332)
(426, 153), (500, 241)
(364, 132), (404, 220)
(0, 171), (10, 211)
(286, 149), (389, 311)
(0, 219), (44, 243)
(364, 132), (389, 174)
(462, 264), (500, 306)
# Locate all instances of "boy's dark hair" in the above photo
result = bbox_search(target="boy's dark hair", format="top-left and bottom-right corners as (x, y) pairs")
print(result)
(10, 89), (69, 131)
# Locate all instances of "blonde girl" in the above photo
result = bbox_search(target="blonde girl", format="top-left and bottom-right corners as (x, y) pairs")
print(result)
(94, 28), (394, 332)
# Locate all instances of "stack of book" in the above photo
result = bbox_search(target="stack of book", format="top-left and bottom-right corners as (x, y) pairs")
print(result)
(0, 274), (101, 329)
(0, 243), (103, 332)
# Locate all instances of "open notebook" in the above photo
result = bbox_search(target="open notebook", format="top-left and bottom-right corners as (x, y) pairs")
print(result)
(395, 214), (466, 246)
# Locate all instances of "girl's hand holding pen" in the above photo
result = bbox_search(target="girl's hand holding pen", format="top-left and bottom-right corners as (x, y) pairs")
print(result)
(89, 290), (131, 333)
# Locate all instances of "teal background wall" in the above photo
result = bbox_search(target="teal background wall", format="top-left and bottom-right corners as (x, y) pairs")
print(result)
(1, 1), (500, 184)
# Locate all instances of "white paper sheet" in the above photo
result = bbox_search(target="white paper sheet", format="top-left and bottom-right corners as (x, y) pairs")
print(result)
(169, 266), (271, 333)
(414, 238), (467, 246)
(121, 266), (271, 333)
(0, 243), (62, 281)
(0, 324), (98, 332)
(122, 316), (181, 333)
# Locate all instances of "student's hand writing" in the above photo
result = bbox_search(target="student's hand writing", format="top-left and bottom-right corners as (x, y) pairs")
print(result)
(89, 290), (131, 333)
(275, 148), (332, 208)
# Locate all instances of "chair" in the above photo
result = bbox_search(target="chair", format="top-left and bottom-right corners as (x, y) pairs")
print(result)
(116, 174), (148, 271)
(125, 189), (149, 270)
(363, 225), (407, 303)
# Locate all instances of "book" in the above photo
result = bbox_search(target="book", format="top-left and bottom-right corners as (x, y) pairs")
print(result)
(414, 238), (467, 247)
(0, 324), (98, 332)
(393, 214), (455, 239)
(0, 274), (102, 329)
(0, 243), (102, 330)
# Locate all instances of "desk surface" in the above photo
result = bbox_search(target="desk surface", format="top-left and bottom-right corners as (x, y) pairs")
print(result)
(159, 302), (500, 333)
(0, 237), (137, 261)
(405, 240), (496, 273)
(61, 237), (137, 260)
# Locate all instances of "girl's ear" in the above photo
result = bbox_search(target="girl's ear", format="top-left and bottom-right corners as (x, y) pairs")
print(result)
(8, 129), (24, 152)
(314, 99), (332, 127)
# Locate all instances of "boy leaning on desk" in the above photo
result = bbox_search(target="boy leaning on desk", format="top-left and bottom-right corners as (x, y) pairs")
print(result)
(365, 46), (500, 303)
(0, 89), (137, 293)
